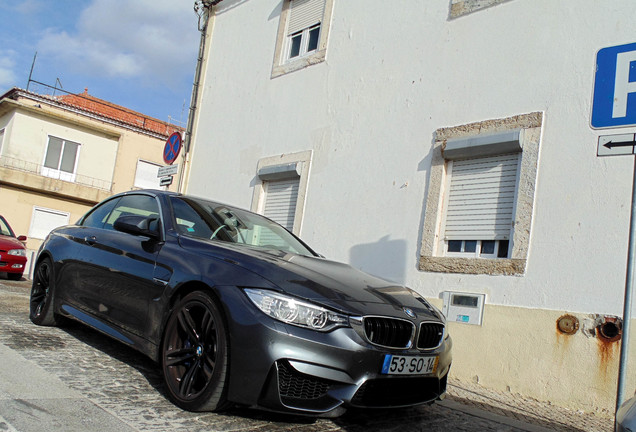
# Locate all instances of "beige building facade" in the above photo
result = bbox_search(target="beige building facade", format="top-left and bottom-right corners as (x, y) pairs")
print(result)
(0, 88), (182, 275)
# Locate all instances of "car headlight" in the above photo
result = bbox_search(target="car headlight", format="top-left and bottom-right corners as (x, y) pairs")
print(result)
(8, 249), (26, 256)
(244, 288), (349, 331)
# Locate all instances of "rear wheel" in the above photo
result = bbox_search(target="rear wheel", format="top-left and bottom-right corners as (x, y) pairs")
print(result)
(29, 257), (58, 326)
(161, 291), (230, 411)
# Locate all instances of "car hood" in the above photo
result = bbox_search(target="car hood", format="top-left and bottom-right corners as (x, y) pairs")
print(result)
(180, 237), (441, 319)
(0, 235), (24, 250)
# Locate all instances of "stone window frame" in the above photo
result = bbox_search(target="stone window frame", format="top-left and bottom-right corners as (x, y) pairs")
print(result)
(449, 0), (514, 20)
(271, 0), (335, 79)
(419, 112), (542, 276)
(250, 150), (312, 236)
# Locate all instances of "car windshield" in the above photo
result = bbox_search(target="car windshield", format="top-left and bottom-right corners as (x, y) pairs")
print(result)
(170, 196), (315, 257)
(0, 216), (16, 237)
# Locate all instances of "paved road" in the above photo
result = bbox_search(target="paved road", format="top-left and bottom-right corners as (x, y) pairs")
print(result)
(0, 278), (603, 432)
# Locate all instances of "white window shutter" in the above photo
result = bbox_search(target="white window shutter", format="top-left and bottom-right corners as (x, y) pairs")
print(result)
(288, 0), (324, 35)
(134, 160), (161, 189)
(444, 153), (520, 241)
(263, 178), (300, 231)
(29, 208), (70, 240)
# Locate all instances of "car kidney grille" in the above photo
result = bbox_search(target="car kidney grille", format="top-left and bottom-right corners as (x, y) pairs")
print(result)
(417, 322), (445, 349)
(364, 317), (414, 349)
(277, 361), (331, 401)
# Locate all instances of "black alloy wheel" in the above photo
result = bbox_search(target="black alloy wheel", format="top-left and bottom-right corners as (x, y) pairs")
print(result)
(29, 257), (58, 326)
(161, 291), (230, 412)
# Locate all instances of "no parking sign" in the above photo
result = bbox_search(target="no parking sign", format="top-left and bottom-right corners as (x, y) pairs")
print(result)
(163, 132), (182, 165)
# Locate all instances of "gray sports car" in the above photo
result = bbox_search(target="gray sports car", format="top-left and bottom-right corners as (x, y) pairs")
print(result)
(29, 190), (452, 417)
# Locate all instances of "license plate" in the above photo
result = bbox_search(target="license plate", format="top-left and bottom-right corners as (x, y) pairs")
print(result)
(381, 355), (438, 375)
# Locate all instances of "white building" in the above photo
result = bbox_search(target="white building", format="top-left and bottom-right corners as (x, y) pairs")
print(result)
(185, 0), (636, 414)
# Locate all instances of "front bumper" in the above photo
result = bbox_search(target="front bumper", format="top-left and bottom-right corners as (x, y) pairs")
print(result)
(217, 287), (452, 416)
(0, 254), (26, 275)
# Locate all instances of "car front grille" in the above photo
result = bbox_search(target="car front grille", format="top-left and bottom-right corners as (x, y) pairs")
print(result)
(363, 317), (414, 349)
(417, 322), (445, 350)
(277, 361), (331, 401)
(351, 374), (446, 407)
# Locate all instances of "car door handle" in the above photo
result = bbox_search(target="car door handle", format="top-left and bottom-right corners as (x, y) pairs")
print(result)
(84, 236), (97, 245)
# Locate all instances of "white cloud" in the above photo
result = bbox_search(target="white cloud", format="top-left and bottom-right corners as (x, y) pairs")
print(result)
(0, 50), (17, 89)
(37, 0), (200, 87)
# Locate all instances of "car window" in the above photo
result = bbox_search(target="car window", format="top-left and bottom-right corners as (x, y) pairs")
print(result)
(170, 196), (314, 256)
(81, 198), (121, 229)
(104, 195), (161, 232)
(0, 216), (15, 237)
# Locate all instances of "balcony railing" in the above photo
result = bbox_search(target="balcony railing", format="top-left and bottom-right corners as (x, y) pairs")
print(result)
(0, 156), (112, 191)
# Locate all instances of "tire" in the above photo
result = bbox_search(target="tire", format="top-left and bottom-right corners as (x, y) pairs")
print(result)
(161, 291), (230, 412)
(29, 257), (58, 326)
(7, 272), (22, 281)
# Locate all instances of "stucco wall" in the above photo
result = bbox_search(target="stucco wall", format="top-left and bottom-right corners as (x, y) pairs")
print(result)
(187, 0), (636, 412)
(4, 110), (118, 184)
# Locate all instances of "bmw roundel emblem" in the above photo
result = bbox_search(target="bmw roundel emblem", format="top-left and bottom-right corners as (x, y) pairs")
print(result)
(403, 307), (416, 319)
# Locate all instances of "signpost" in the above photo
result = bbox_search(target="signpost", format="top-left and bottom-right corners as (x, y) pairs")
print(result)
(164, 132), (182, 165)
(593, 43), (636, 414)
(592, 42), (636, 129)
(159, 132), (182, 188)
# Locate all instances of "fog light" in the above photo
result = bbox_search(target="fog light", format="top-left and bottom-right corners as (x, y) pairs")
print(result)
(11, 264), (23, 269)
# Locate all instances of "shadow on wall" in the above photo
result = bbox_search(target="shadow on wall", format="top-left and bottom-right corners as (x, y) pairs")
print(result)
(349, 235), (408, 285)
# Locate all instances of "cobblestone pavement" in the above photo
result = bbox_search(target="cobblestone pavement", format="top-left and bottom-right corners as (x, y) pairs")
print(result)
(0, 278), (614, 432)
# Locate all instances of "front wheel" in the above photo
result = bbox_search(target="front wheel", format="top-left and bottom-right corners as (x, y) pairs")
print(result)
(29, 257), (58, 326)
(161, 291), (230, 412)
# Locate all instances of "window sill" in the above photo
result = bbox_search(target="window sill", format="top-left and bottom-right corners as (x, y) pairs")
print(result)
(419, 256), (526, 276)
(271, 49), (326, 78)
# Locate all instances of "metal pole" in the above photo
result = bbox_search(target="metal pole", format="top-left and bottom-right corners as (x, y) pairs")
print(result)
(617, 155), (636, 413)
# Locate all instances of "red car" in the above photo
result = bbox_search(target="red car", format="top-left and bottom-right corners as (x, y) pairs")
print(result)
(0, 215), (27, 280)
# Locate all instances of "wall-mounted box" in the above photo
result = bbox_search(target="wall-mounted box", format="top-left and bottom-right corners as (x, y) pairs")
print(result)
(442, 291), (486, 326)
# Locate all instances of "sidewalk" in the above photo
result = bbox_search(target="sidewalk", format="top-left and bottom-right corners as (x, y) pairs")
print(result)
(446, 378), (614, 432)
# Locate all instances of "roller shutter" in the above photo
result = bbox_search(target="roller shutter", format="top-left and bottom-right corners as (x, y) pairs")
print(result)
(444, 153), (520, 241)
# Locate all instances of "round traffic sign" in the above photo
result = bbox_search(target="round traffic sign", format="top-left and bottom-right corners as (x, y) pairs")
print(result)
(163, 132), (182, 165)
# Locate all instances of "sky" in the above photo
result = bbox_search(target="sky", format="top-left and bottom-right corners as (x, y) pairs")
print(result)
(0, 0), (202, 126)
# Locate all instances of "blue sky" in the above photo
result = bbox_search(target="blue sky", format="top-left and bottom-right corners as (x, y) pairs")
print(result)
(0, 0), (201, 126)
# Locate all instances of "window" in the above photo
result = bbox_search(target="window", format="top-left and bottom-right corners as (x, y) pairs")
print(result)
(42, 136), (80, 182)
(419, 112), (542, 276)
(134, 160), (161, 189)
(102, 195), (160, 231)
(443, 153), (521, 259)
(272, 0), (335, 77)
(28, 207), (70, 240)
(251, 150), (312, 236)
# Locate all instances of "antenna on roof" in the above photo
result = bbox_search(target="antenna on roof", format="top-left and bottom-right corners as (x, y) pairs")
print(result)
(53, 78), (63, 97)
(26, 52), (37, 92)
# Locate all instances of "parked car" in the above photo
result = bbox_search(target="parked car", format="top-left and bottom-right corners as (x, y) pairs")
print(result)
(29, 190), (452, 417)
(0, 215), (27, 280)
(617, 393), (636, 432)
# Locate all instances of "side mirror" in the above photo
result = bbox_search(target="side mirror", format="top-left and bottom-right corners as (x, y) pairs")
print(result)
(114, 215), (160, 240)
(17, 235), (27, 242)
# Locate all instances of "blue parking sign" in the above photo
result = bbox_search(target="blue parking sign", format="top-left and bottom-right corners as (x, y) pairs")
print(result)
(592, 42), (636, 129)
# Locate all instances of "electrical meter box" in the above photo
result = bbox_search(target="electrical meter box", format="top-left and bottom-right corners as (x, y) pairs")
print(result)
(441, 291), (485, 326)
